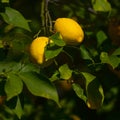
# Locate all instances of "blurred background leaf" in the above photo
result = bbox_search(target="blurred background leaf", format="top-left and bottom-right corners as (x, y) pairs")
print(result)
(92, 0), (112, 12)
(0, 7), (31, 31)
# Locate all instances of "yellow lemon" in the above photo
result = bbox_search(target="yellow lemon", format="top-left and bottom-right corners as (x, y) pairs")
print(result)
(29, 37), (50, 65)
(54, 18), (84, 45)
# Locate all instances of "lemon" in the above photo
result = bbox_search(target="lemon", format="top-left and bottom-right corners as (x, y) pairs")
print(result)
(29, 37), (50, 65)
(54, 18), (84, 45)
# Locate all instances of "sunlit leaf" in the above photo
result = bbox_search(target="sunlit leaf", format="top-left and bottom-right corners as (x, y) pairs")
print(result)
(109, 55), (120, 69)
(92, 0), (111, 12)
(1, 0), (9, 3)
(13, 97), (23, 119)
(0, 7), (31, 31)
(100, 52), (110, 64)
(111, 48), (120, 56)
(81, 72), (96, 88)
(45, 45), (63, 60)
(59, 64), (72, 80)
(5, 73), (23, 100)
(72, 83), (87, 102)
(49, 70), (59, 82)
(100, 52), (120, 69)
(96, 30), (107, 47)
(49, 32), (66, 47)
(19, 72), (59, 105)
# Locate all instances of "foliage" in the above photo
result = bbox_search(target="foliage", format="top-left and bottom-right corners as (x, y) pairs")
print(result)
(0, 0), (120, 120)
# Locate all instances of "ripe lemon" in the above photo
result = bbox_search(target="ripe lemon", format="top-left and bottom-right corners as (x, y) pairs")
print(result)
(54, 18), (84, 45)
(29, 37), (50, 65)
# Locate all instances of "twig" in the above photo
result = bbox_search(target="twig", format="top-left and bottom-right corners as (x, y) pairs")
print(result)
(41, 0), (52, 36)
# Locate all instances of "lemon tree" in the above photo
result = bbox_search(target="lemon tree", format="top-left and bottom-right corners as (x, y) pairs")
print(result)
(0, 0), (120, 120)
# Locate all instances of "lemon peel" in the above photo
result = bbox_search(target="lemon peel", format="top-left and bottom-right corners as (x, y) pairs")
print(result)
(29, 37), (50, 65)
(54, 18), (84, 45)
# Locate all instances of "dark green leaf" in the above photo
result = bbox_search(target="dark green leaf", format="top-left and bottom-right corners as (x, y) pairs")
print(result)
(49, 32), (66, 46)
(72, 83), (87, 102)
(0, 13), (9, 23)
(0, 62), (22, 73)
(19, 72), (59, 105)
(5, 96), (17, 109)
(81, 72), (104, 109)
(80, 45), (93, 61)
(1, 7), (31, 31)
(96, 30), (107, 47)
(92, 0), (111, 12)
(81, 72), (96, 88)
(45, 45), (63, 60)
(86, 79), (104, 109)
(20, 63), (40, 73)
(89, 48), (98, 58)
(11, 33), (31, 51)
(0, 81), (6, 96)
(5, 73), (23, 100)
(59, 64), (72, 80)
(13, 97), (23, 119)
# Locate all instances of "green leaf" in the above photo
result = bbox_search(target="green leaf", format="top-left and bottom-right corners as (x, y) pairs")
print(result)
(109, 55), (120, 69)
(96, 30), (107, 47)
(49, 70), (59, 82)
(45, 45), (63, 60)
(111, 48), (120, 56)
(1, 0), (9, 3)
(100, 52), (120, 69)
(79, 45), (93, 61)
(92, 0), (111, 12)
(20, 63), (40, 73)
(5, 73), (23, 100)
(81, 72), (96, 88)
(89, 48), (98, 58)
(11, 33), (31, 51)
(0, 7), (31, 31)
(19, 72), (59, 105)
(72, 83), (87, 102)
(86, 79), (104, 109)
(0, 62), (22, 73)
(59, 64), (72, 80)
(100, 52), (110, 64)
(13, 97), (23, 119)
(81, 72), (104, 109)
(0, 13), (9, 23)
(49, 32), (66, 47)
